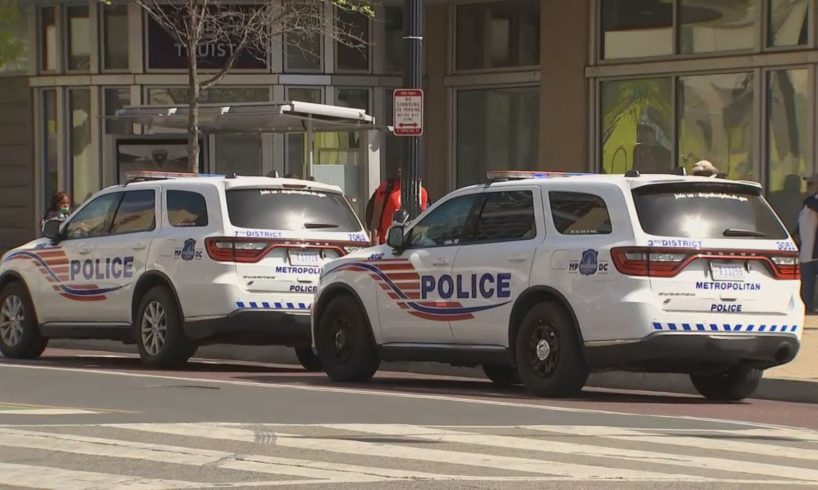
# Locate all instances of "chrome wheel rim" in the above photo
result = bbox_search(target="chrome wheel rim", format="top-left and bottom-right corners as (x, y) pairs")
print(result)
(529, 322), (559, 377)
(0, 295), (25, 347)
(141, 301), (167, 356)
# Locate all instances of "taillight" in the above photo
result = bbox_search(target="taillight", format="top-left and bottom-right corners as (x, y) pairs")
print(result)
(611, 247), (692, 277)
(205, 238), (270, 263)
(770, 255), (800, 280)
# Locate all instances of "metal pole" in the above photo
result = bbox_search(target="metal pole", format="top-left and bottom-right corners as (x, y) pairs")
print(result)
(305, 119), (315, 179)
(402, 0), (423, 219)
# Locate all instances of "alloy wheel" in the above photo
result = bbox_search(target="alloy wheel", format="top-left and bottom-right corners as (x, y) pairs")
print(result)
(0, 295), (24, 347)
(141, 301), (168, 357)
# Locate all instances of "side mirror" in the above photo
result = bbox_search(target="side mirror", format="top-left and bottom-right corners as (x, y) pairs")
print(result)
(386, 225), (405, 250)
(392, 208), (409, 225)
(42, 219), (62, 241)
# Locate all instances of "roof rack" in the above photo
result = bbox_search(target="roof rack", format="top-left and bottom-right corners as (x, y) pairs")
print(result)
(485, 170), (591, 184)
(124, 171), (224, 185)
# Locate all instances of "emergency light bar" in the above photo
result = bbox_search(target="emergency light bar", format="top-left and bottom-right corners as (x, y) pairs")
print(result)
(485, 170), (591, 181)
(124, 171), (225, 183)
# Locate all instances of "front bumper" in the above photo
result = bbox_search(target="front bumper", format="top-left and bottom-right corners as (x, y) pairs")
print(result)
(184, 310), (311, 346)
(585, 332), (800, 372)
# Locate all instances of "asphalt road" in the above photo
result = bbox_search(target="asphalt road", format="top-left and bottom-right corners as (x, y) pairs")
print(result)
(1, 349), (818, 489)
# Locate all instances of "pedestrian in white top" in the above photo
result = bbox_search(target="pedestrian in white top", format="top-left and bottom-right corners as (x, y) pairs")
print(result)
(797, 174), (818, 313)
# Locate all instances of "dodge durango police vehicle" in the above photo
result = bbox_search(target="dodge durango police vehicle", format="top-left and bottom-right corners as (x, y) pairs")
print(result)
(0, 171), (369, 369)
(312, 170), (803, 400)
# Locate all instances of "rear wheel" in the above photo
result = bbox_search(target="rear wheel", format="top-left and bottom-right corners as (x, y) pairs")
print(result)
(514, 302), (588, 397)
(135, 287), (196, 368)
(0, 282), (47, 359)
(690, 366), (762, 401)
(316, 295), (379, 382)
(482, 364), (520, 387)
(294, 346), (322, 371)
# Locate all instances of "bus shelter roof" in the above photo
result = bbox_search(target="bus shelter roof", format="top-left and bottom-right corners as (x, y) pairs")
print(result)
(114, 101), (376, 134)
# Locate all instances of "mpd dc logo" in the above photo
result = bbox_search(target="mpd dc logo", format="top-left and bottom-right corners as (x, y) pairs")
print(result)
(175, 238), (202, 261)
(569, 249), (609, 276)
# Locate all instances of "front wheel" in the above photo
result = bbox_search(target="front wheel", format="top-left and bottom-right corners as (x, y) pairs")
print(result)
(316, 295), (380, 382)
(294, 346), (322, 371)
(514, 302), (588, 397)
(0, 282), (47, 359)
(690, 366), (762, 401)
(135, 287), (196, 368)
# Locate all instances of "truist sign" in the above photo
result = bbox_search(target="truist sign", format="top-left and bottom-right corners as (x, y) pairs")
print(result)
(146, 7), (268, 70)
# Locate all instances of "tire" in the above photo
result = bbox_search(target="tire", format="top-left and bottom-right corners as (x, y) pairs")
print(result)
(482, 364), (521, 387)
(135, 286), (196, 368)
(316, 295), (380, 382)
(294, 346), (322, 371)
(690, 366), (762, 401)
(514, 301), (588, 397)
(0, 281), (47, 359)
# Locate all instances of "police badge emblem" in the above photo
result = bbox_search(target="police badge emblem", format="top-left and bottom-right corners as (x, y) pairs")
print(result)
(578, 249), (599, 276)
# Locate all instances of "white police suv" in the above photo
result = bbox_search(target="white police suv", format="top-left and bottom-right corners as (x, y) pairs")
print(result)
(0, 172), (369, 368)
(312, 170), (803, 400)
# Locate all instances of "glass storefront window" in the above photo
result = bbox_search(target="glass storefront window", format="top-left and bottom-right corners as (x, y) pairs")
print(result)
(456, 86), (539, 187)
(601, 78), (673, 174)
(679, 0), (755, 54)
(103, 87), (132, 135)
(67, 6), (90, 71)
(285, 87), (323, 178)
(0, 1), (28, 74)
(601, 0), (673, 59)
(384, 6), (403, 73)
(677, 72), (754, 180)
(767, 68), (808, 230)
(69, 89), (96, 204)
(102, 4), (129, 70)
(40, 7), (57, 72)
(768, 0), (808, 47)
(147, 87), (271, 105)
(456, 0), (540, 71)
(42, 89), (58, 209)
(285, 32), (322, 72)
(336, 9), (370, 71)
(216, 134), (261, 176)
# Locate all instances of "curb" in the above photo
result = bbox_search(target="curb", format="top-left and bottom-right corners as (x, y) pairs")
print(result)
(48, 340), (818, 405)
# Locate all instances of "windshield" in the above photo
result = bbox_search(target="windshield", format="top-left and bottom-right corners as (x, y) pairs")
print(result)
(226, 188), (362, 232)
(632, 182), (788, 240)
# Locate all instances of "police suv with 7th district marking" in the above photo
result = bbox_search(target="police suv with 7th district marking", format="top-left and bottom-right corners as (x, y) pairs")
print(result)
(312, 170), (803, 400)
(0, 172), (370, 369)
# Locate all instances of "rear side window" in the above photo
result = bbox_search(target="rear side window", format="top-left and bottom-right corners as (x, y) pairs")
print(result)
(470, 191), (535, 243)
(110, 190), (156, 235)
(168, 190), (208, 227)
(550, 192), (612, 235)
(226, 188), (361, 232)
(633, 183), (788, 239)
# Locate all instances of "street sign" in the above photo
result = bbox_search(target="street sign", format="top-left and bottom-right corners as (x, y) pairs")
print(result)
(393, 89), (424, 136)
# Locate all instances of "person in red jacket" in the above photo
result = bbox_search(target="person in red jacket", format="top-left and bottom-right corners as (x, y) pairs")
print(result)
(365, 168), (429, 244)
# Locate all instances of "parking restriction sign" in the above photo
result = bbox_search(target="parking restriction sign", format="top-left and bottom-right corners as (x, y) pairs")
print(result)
(393, 89), (424, 136)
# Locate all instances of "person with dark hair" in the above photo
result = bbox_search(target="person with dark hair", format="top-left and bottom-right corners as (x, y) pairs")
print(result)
(40, 191), (71, 228)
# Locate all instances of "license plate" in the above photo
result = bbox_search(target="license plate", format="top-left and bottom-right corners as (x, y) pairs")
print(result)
(710, 261), (745, 282)
(289, 250), (321, 266)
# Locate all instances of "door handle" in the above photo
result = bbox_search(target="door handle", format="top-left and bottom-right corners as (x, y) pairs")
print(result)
(78, 248), (92, 255)
(509, 255), (528, 263)
(432, 257), (449, 266)
(132, 242), (147, 251)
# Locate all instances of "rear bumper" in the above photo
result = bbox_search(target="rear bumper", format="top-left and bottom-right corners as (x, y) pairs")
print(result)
(585, 332), (800, 373)
(184, 310), (311, 346)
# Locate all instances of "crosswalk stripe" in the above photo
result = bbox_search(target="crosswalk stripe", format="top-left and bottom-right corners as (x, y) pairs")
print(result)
(113, 422), (707, 481)
(526, 425), (818, 461)
(323, 424), (818, 482)
(0, 409), (100, 415)
(0, 461), (201, 490)
(0, 426), (452, 483)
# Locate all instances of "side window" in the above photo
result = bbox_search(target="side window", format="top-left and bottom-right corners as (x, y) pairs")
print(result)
(407, 194), (480, 248)
(549, 191), (612, 235)
(64, 192), (122, 240)
(470, 191), (535, 244)
(167, 190), (209, 227)
(110, 190), (156, 235)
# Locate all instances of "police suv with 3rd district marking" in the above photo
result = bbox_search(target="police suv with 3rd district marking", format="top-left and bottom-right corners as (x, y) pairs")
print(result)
(0, 172), (370, 369)
(312, 170), (803, 400)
